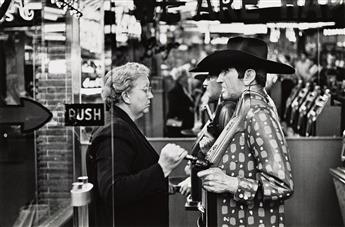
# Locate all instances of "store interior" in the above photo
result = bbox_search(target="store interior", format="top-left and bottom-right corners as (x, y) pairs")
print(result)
(1, 0), (345, 226)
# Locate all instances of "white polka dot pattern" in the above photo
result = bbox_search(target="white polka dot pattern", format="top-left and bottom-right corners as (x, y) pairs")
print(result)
(216, 92), (293, 227)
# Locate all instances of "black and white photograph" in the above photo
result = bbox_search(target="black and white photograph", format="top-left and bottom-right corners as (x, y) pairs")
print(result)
(1, 0), (345, 227)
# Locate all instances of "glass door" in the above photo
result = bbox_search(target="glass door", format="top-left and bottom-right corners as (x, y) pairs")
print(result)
(0, 0), (104, 226)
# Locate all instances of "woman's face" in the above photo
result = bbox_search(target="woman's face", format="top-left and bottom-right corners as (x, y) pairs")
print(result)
(127, 75), (153, 119)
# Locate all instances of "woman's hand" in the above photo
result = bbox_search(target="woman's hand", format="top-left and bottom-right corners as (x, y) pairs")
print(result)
(159, 143), (187, 177)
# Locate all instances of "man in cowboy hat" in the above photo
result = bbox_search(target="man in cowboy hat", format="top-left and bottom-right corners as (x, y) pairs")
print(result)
(178, 72), (237, 196)
(193, 36), (295, 226)
(195, 73), (221, 114)
(195, 72), (237, 130)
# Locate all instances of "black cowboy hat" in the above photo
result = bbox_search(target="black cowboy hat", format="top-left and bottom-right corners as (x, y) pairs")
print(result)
(193, 72), (221, 81)
(194, 73), (208, 81)
(190, 36), (295, 74)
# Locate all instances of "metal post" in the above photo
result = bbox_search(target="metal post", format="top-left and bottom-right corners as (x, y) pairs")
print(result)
(71, 176), (93, 227)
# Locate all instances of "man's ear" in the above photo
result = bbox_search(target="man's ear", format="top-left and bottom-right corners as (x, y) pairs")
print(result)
(243, 69), (256, 86)
(121, 92), (131, 104)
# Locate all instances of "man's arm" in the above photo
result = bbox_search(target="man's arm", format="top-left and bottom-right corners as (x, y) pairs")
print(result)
(198, 107), (294, 203)
(233, 107), (294, 202)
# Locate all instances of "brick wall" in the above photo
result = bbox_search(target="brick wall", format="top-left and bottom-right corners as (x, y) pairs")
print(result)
(35, 41), (74, 219)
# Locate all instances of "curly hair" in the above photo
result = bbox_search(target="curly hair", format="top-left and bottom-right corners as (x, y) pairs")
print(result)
(102, 62), (150, 109)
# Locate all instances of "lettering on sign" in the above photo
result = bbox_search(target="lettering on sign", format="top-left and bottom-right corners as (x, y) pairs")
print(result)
(0, 0), (34, 22)
(65, 103), (104, 126)
(82, 77), (102, 88)
(195, 0), (332, 23)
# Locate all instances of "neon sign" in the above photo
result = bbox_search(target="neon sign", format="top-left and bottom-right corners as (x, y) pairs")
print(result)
(194, 0), (339, 23)
(0, 0), (34, 22)
(50, 0), (82, 18)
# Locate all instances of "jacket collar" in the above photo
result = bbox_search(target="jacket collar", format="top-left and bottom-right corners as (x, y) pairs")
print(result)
(111, 105), (158, 156)
(108, 105), (144, 133)
(111, 105), (134, 124)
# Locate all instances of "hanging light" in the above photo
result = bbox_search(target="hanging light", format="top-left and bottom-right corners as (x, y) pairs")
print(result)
(269, 28), (280, 43)
(286, 28), (296, 42)
(204, 30), (210, 44)
(231, 0), (242, 10)
(317, 0), (328, 5)
(257, 0), (282, 8)
(297, 0), (306, 6)
(324, 28), (345, 36)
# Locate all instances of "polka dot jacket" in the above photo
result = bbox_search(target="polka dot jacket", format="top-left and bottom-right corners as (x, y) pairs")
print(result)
(216, 91), (294, 227)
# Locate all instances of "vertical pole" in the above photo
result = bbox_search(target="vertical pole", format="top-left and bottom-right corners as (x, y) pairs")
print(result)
(73, 207), (79, 227)
(71, 177), (93, 227)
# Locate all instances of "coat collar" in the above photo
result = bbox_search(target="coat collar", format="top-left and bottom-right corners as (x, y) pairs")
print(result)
(110, 105), (144, 136)
(111, 105), (135, 125)
(110, 105), (158, 157)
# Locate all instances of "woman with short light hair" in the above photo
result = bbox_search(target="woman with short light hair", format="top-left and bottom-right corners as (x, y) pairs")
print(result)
(86, 62), (187, 227)
(102, 62), (151, 109)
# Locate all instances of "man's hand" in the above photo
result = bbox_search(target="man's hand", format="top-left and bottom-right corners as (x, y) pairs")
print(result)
(159, 143), (188, 177)
(197, 168), (239, 194)
(178, 177), (191, 196)
(168, 182), (181, 195)
(199, 132), (215, 154)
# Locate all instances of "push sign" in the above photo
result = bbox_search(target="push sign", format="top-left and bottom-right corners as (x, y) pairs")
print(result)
(65, 104), (105, 126)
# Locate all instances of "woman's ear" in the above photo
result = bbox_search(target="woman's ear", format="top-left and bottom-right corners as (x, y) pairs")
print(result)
(243, 69), (256, 86)
(121, 92), (131, 104)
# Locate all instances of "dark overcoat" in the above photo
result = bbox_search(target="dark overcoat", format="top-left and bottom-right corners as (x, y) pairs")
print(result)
(86, 105), (168, 227)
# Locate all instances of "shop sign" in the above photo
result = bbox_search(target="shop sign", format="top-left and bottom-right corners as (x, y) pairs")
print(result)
(48, 0), (82, 18)
(65, 104), (104, 126)
(0, 0), (34, 22)
(194, 0), (341, 23)
(0, 97), (52, 133)
(82, 77), (102, 88)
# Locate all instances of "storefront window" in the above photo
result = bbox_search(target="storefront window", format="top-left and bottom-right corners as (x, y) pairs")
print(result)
(0, 2), (41, 226)
(0, 0), (104, 225)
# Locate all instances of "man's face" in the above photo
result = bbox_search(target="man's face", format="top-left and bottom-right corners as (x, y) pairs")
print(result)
(203, 75), (221, 101)
(217, 68), (244, 100)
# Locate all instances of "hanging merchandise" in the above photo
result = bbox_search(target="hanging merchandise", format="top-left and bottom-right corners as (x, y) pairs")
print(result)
(305, 90), (332, 136)
(296, 86), (321, 135)
(288, 83), (311, 127)
(284, 80), (304, 121)
(341, 130), (345, 164)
